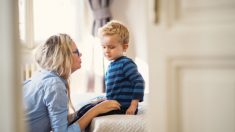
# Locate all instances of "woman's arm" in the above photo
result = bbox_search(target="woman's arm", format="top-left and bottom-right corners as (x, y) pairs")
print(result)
(77, 100), (120, 130)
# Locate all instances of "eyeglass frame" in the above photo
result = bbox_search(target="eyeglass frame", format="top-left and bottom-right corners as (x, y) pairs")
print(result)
(72, 49), (81, 56)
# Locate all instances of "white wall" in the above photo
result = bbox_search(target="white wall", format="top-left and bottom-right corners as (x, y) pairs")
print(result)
(111, 0), (149, 93)
(111, 0), (148, 62)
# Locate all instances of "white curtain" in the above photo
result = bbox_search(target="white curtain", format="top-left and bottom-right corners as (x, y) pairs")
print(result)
(70, 0), (105, 93)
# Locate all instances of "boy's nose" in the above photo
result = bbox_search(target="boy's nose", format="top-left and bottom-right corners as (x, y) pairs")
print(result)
(104, 48), (109, 53)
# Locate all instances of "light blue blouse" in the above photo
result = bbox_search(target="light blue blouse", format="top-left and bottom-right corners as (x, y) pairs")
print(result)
(23, 70), (80, 132)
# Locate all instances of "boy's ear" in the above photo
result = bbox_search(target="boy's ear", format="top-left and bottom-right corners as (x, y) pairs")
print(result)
(123, 44), (128, 51)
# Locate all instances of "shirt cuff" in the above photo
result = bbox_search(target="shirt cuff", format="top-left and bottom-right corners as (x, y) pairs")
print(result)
(68, 123), (80, 132)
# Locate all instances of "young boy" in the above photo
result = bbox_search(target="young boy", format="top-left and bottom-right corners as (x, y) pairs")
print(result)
(98, 20), (145, 115)
(75, 21), (144, 120)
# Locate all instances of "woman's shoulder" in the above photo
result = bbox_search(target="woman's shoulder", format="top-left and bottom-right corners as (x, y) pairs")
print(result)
(29, 70), (66, 87)
(41, 71), (66, 85)
(38, 71), (67, 95)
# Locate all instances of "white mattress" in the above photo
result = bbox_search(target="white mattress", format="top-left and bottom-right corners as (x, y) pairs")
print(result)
(85, 102), (148, 132)
(72, 93), (148, 132)
(87, 114), (147, 132)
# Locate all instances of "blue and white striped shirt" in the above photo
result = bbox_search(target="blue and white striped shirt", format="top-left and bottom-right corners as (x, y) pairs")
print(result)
(105, 56), (145, 108)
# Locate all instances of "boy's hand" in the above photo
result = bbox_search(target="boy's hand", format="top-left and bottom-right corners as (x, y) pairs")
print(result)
(126, 105), (137, 115)
(126, 99), (139, 115)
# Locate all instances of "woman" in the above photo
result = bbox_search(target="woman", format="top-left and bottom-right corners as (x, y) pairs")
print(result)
(23, 34), (120, 132)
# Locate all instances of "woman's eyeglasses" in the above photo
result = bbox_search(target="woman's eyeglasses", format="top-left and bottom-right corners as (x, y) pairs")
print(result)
(73, 49), (81, 56)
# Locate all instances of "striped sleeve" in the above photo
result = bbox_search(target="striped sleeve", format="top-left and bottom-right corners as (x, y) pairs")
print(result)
(123, 60), (145, 102)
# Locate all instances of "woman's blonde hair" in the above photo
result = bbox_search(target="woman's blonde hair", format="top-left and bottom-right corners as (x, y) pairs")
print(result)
(98, 20), (129, 44)
(35, 33), (75, 113)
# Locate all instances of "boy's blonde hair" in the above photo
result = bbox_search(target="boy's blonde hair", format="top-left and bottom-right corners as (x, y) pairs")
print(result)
(98, 20), (129, 44)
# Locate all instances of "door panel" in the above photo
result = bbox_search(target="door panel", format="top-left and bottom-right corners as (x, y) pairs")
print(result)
(167, 57), (235, 132)
(147, 0), (235, 132)
(180, 68), (235, 132)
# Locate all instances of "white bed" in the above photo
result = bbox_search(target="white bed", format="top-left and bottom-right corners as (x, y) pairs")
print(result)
(86, 103), (147, 132)
(72, 93), (148, 132)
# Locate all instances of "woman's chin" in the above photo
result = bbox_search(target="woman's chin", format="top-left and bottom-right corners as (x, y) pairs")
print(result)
(72, 66), (81, 73)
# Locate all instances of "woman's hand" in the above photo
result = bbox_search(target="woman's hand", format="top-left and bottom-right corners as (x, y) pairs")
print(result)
(94, 100), (121, 114)
(78, 100), (120, 130)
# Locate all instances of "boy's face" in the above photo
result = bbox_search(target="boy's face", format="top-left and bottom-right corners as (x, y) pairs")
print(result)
(101, 35), (128, 61)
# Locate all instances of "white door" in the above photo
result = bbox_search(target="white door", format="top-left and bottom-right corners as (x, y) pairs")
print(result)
(147, 0), (235, 132)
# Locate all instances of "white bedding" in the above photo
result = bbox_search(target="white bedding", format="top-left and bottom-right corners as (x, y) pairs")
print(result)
(87, 114), (147, 132)
(72, 93), (148, 132)
(86, 101), (148, 132)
